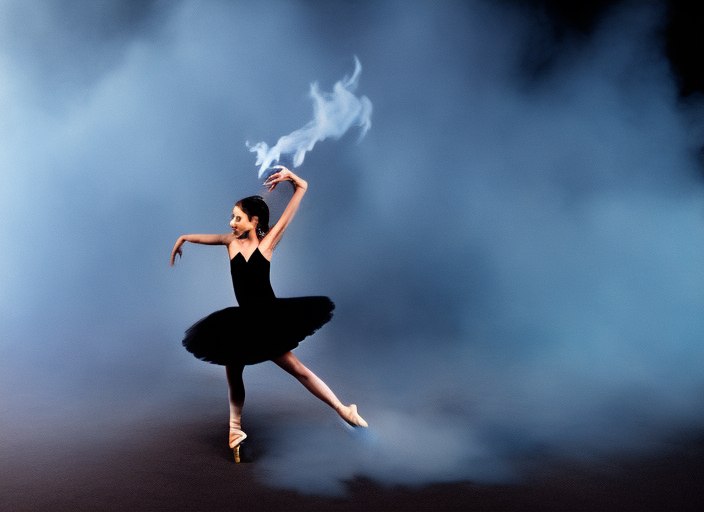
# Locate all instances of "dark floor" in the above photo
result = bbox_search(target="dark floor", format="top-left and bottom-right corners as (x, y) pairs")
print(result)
(2, 417), (702, 512)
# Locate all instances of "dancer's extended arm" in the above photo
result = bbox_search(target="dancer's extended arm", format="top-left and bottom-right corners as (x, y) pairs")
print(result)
(170, 233), (234, 266)
(259, 167), (307, 259)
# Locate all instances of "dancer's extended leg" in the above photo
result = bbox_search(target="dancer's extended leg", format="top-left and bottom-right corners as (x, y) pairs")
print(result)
(273, 351), (368, 427)
(225, 364), (247, 449)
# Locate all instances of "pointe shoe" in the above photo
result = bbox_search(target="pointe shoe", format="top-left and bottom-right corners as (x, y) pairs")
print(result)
(229, 420), (247, 462)
(341, 404), (368, 428)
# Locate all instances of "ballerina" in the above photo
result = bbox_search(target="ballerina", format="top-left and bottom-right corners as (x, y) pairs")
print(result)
(170, 166), (367, 462)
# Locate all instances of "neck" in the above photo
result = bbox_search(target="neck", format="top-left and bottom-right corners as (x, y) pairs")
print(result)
(236, 230), (258, 244)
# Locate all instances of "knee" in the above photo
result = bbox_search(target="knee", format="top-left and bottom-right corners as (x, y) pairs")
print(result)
(276, 353), (304, 374)
(290, 360), (309, 379)
(285, 359), (312, 382)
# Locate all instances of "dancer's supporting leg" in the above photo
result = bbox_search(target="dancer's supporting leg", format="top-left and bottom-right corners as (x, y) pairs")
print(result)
(226, 364), (247, 448)
(273, 351), (368, 427)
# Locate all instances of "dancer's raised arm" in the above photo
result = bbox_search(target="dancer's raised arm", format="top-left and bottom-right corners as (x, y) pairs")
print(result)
(259, 166), (307, 259)
(170, 233), (233, 266)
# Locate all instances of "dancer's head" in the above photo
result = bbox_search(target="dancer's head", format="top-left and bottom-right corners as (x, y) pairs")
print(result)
(232, 195), (270, 240)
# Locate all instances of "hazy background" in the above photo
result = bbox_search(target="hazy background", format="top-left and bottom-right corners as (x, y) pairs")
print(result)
(1, 0), (702, 494)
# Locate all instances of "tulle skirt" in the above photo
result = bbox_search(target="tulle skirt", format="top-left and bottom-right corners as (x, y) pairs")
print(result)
(182, 297), (334, 366)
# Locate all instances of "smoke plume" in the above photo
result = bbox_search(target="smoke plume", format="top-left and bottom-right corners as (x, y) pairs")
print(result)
(248, 56), (372, 177)
(1, 0), (702, 498)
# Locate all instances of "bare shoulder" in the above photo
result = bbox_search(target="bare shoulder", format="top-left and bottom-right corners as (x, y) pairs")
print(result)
(257, 237), (274, 261)
(224, 235), (239, 257)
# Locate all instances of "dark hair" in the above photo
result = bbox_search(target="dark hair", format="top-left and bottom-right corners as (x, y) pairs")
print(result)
(236, 195), (270, 240)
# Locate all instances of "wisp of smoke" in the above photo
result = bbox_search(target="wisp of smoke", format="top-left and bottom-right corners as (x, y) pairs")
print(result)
(248, 56), (372, 177)
(2, 0), (703, 498)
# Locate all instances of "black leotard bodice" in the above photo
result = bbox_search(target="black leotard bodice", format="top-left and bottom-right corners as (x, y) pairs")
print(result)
(182, 247), (334, 366)
(230, 248), (276, 306)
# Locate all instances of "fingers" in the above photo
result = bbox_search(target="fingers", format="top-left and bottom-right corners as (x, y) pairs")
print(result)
(266, 178), (284, 192)
(263, 174), (284, 190)
(263, 166), (293, 190)
(170, 249), (182, 266)
(264, 170), (284, 181)
(264, 166), (290, 179)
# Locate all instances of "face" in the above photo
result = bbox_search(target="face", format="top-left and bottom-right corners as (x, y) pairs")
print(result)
(230, 206), (257, 237)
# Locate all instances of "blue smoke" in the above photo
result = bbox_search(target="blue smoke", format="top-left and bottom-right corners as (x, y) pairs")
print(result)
(0, 0), (702, 496)
(248, 56), (372, 177)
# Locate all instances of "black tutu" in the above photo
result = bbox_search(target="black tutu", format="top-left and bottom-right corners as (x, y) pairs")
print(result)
(183, 297), (334, 366)
(182, 247), (334, 366)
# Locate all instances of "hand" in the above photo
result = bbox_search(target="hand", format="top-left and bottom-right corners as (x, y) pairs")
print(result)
(170, 239), (183, 266)
(263, 166), (307, 192)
